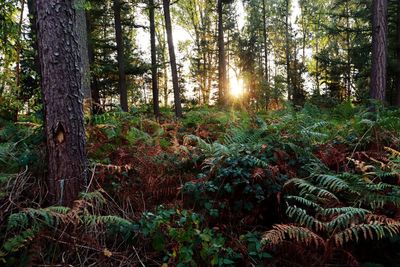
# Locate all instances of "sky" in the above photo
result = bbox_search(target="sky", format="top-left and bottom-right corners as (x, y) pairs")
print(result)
(135, 0), (303, 100)
(136, 0), (301, 54)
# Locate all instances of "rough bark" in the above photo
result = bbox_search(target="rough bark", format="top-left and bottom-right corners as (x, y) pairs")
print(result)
(35, 0), (87, 206)
(370, 0), (388, 101)
(113, 0), (129, 112)
(149, 0), (160, 118)
(217, 0), (227, 104)
(163, 0), (183, 118)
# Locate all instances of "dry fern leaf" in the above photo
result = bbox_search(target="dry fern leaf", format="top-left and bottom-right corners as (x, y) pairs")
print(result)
(263, 224), (325, 248)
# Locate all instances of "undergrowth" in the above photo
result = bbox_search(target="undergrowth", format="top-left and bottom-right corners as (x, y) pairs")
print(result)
(1, 103), (400, 266)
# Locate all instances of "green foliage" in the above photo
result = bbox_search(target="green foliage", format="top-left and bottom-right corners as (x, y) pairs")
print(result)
(263, 150), (400, 264)
(1, 192), (137, 261)
(183, 125), (287, 218)
(0, 121), (43, 174)
(140, 207), (238, 266)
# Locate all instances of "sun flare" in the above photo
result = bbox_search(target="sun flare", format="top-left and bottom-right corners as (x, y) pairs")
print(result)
(230, 76), (244, 98)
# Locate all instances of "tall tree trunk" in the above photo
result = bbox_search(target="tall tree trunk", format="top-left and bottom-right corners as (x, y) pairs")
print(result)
(300, 4), (306, 64)
(315, 15), (320, 96)
(27, 0), (40, 79)
(345, 0), (351, 101)
(149, 0), (160, 118)
(262, 0), (269, 109)
(113, 0), (128, 112)
(217, 0), (227, 105)
(370, 0), (388, 101)
(35, 0), (87, 206)
(15, 0), (25, 88)
(163, 0), (183, 118)
(155, 19), (169, 106)
(86, 11), (101, 114)
(75, 0), (91, 115)
(396, 0), (400, 106)
(285, 0), (292, 101)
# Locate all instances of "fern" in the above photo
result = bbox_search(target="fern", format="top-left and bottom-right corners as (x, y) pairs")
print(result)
(2, 228), (38, 253)
(263, 224), (325, 247)
(288, 178), (339, 202)
(312, 174), (350, 192)
(285, 195), (323, 211)
(82, 215), (133, 228)
(80, 190), (107, 206)
(286, 206), (325, 231)
(334, 222), (400, 246)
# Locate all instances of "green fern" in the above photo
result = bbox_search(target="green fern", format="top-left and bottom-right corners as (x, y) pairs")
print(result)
(288, 178), (340, 202)
(2, 228), (38, 253)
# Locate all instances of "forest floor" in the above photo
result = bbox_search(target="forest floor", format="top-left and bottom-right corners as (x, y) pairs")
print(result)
(1, 102), (400, 266)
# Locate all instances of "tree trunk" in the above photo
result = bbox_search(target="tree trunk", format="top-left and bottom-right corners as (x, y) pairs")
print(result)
(217, 0), (227, 105)
(315, 15), (320, 96)
(396, 0), (400, 106)
(163, 0), (183, 118)
(113, 0), (129, 112)
(149, 0), (160, 118)
(27, 0), (40, 78)
(370, 0), (388, 101)
(15, 0), (25, 88)
(262, 0), (269, 109)
(285, 0), (292, 101)
(35, 0), (87, 206)
(75, 0), (91, 115)
(157, 18), (169, 107)
(345, 0), (351, 101)
(86, 10), (101, 114)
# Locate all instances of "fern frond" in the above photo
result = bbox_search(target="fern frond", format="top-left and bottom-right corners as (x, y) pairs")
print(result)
(82, 215), (133, 228)
(289, 178), (339, 202)
(7, 212), (29, 230)
(385, 147), (400, 158)
(80, 190), (107, 206)
(286, 206), (325, 231)
(333, 223), (400, 247)
(2, 228), (38, 253)
(242, 155), (269, 168)
(321, 207), (369, 217)
(313, 174), (350, 192)
(263, 224), (325, 247)
(285, 196), (322, 211)
(327, 210), (369, 231)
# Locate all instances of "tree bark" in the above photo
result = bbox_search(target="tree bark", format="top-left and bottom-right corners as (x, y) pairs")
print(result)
(396, 0), (400, 106)
(217, 0), (227, 105)
(163, 0), (183, 118)
(27, 0), (40, 76)
(75, 0), (91, 115)
(86, 10), (101, 114)
(15, 0), (25, 88)
(345, 0), (351, 101)
(113, 0), (129, 112)
(285, 0), (292, 101)
(370, 0), (388, 101)
(315, 14), (320, 96)
(262, 0), (269, 109)
(149, 0), (160, 118)
(35, 0), (87, 206)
